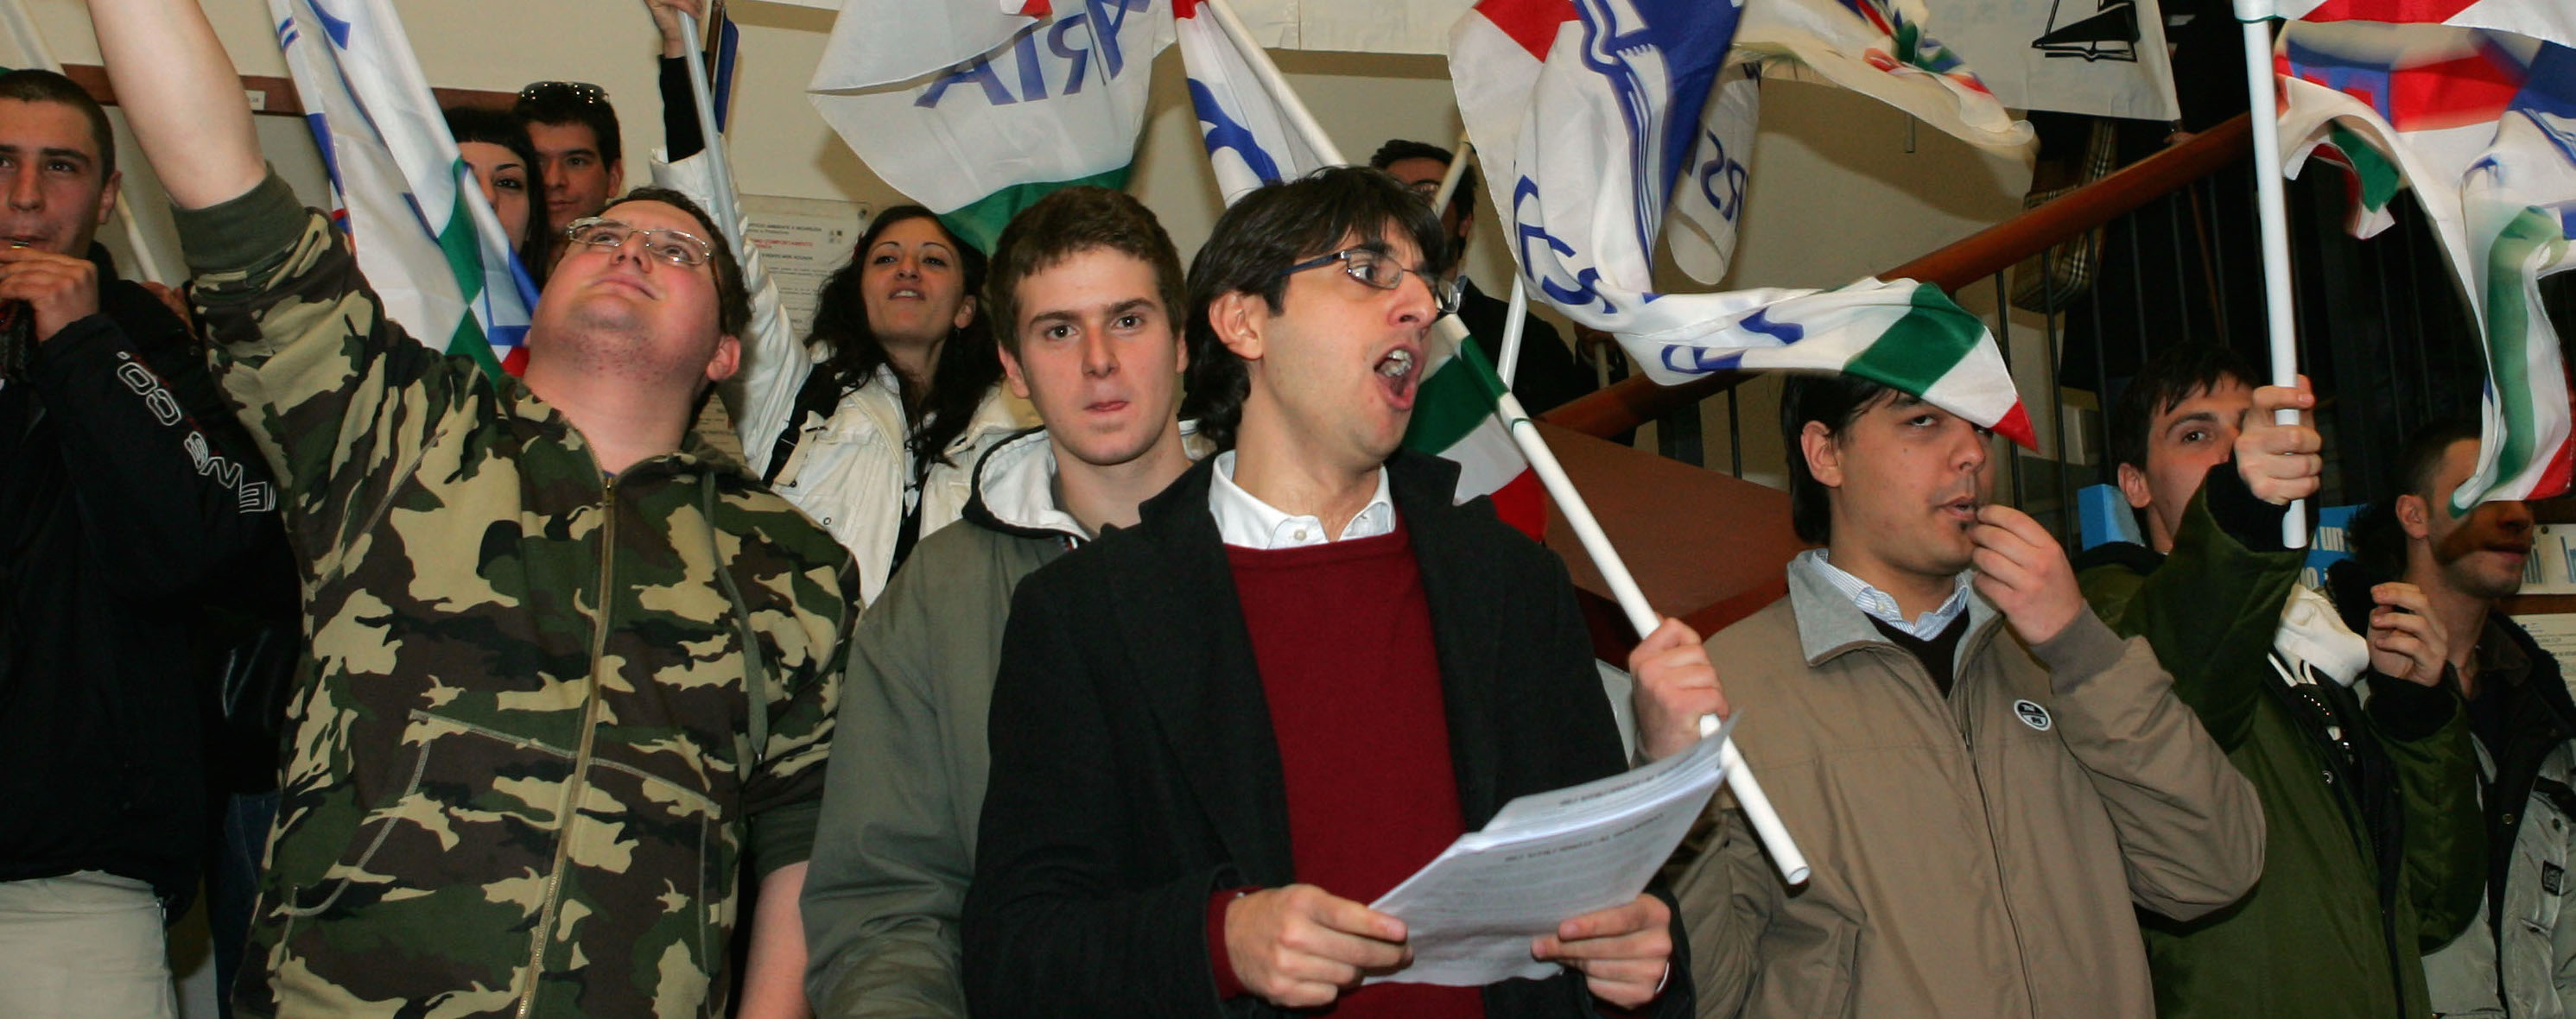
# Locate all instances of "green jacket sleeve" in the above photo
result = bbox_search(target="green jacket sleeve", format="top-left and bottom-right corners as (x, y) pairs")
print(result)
(2363, 673), (2486, 950)
(801, 562), (971, 1018)
(2076, 467), (2305, 751)
(739, 513), (857, 880)
(171, 169), (473, 559)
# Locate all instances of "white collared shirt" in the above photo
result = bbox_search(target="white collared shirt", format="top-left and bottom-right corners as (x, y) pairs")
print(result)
(1792, 548), (1972, 640)
(1207, 451), (1397, 549)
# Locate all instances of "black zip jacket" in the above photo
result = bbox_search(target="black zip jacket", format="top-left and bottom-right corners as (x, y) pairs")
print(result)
(0, 251), (286, 902)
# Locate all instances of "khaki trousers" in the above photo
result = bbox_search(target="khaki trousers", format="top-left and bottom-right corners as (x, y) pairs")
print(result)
(0, 870), (177, 1019)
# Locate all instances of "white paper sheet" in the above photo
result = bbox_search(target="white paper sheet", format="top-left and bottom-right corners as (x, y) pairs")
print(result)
(1366, 717), (1735, 986)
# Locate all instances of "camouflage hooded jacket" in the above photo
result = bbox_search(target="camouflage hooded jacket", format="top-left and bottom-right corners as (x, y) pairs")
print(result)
(174, 174), (856, 1018)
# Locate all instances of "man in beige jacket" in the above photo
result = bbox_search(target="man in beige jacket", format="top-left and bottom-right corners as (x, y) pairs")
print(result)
(1640, 372), (2264, 1018)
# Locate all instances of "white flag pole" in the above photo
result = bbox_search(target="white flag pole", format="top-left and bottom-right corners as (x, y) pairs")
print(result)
(0, 0), (165, 283)
(674, 10), (743, 238)
(1205, 0), (1809, 884)
(1202, 0), (1341, 166)
(1429, 130), (1473, 214)
(2236, 4), (2308, 548)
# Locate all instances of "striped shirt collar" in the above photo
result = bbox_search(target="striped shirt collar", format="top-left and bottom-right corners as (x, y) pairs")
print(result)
(1792, 548), (1973, 641)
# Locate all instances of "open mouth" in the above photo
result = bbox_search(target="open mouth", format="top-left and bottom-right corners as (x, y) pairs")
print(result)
(1938, 494), (1980, 523)
(1376, 347), (1417, 382)
(889, 288), (923, 301)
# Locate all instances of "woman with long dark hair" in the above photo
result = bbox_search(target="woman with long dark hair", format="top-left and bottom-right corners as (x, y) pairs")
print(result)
(735, 206), (1028, 601)
(442, 105), (551, 286)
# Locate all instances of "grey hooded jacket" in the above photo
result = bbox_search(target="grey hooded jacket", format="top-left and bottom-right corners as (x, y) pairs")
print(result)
(801, 425), (1202, 1016)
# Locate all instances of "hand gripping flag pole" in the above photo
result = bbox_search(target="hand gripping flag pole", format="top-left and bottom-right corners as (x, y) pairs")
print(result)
(1202, 0), (1810, 884)
(2236, 2), (2309, 549)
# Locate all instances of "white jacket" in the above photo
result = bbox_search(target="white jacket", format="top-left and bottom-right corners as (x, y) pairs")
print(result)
(651, 149), (1032, 604)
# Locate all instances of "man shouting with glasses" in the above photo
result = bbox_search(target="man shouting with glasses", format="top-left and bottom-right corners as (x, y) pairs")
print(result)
(961, 166), (1704, 1016)
(85, 1), (854, 1016)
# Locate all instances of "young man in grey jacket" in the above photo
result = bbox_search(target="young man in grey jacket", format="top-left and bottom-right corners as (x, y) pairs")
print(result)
(799, 186), (1200, 1017)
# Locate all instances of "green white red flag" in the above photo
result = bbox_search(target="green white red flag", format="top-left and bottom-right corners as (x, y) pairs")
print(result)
(2278, 22), (2575, 508)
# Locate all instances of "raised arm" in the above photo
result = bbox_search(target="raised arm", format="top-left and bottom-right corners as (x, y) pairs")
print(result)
(84, 0), (267, 209)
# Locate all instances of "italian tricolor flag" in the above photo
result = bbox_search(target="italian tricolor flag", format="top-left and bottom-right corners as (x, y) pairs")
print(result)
(2268, 0), (2575, 50)
(2279, 22), (2576, 508)
(1404, 319), (1548, 540)
(1450, 0), (2037, 451)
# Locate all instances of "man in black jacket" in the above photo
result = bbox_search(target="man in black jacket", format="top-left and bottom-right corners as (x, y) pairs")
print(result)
(0, 68), (283, 1018)
(963, 166), (1706, 1016)
(2331, 418), (2570, 1016)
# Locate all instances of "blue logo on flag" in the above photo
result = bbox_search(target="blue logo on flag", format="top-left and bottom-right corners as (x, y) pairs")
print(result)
(1187, 79), (1282, 186)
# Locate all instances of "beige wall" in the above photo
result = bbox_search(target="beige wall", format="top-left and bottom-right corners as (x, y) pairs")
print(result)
(33, 0), (2048, 491)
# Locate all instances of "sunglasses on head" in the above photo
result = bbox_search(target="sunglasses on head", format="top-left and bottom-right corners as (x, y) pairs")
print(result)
(517, 81), (608, 105)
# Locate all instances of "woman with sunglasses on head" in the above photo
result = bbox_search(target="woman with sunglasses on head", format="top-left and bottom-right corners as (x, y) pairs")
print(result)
(442, 106), (551, 286)
(733, 206), (1029, 604)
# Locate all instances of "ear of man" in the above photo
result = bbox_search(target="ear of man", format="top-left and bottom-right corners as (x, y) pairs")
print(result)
(94, 170), (123, 227)
(1801, 420), (1843, 489)
(1210, 289), (1266, 362)
(2397, 492), (2433, 541)
(2116, 460), (2152, 511)
(702, 334), (741, 383)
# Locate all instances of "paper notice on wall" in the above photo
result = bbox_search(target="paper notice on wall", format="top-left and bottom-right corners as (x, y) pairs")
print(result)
(1925, 0), (2180, 121)
(742, 194), (868, 342)
(2522, 524), (2576, 595)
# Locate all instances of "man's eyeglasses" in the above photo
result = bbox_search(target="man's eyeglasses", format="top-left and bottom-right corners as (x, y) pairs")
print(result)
(1278, 247), (1459, 315)
(517, 81), (608, 106)
(562, 218), (714, 269)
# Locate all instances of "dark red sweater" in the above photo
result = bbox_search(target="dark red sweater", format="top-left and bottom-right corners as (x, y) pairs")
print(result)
(1206, 522), (1482, 1016)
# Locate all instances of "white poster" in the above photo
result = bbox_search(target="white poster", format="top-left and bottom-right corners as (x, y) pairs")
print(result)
(740, 193), (868, 342)
(1930, 0), (2180, 121)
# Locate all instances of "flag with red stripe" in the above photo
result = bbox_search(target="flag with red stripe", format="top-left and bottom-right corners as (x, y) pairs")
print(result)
(2279, 22), (2576, 507)
(2272, 0), (2576, 50)
(1403, 320), (1547, 540)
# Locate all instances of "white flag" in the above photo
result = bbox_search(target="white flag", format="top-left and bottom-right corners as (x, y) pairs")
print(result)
(1175, 0), (1330, 205)
(272, 0), (535, 378)
(808, 0), (1172, 250)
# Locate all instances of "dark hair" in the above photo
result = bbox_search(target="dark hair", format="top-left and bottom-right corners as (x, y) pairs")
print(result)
(1367, 138), (1475, 222)
(1182, 166), (1448, 450)
(512, 81), (621, 167)
(2109, 345), (2257, 472)
(592, 186), (749, 339)
(1780, 372), (1899, 545)
(0, 69), (114, 180)
(985, 187), (1185, 355)
(444, 105), (550, 284)
(2349, 416), (2484, 573)
(808, 206), (1002, 469)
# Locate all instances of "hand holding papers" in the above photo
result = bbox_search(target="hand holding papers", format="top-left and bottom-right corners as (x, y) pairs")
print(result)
(1366, 718), (1740, 986)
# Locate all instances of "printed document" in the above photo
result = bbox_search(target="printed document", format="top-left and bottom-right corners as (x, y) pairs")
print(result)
(1367, 717), (1737, 985)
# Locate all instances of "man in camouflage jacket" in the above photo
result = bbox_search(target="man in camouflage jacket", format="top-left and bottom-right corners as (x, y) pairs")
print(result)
(85, 2), (857, 1015)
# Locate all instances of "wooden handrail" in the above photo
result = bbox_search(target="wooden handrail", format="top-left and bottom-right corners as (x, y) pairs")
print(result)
(1540, 112), (2256, 439)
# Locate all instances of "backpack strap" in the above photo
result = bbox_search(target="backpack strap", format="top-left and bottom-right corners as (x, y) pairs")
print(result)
(762, 367), (847, 487)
